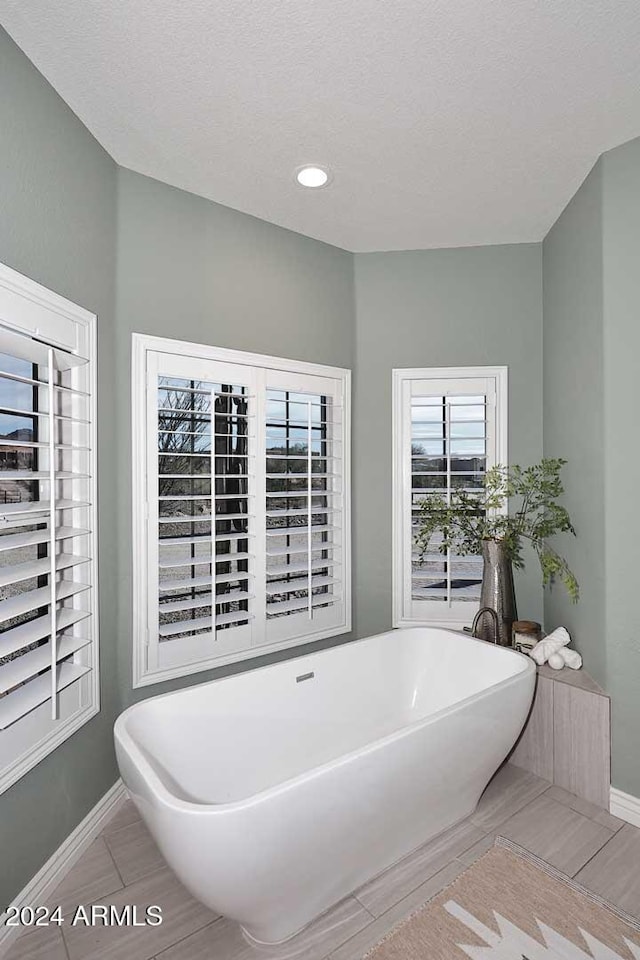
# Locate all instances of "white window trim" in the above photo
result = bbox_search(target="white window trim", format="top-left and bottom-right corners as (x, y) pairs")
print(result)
(0, 262), (99, 796)
(392, 365), (508, 631)
(131, 333), (351, 688)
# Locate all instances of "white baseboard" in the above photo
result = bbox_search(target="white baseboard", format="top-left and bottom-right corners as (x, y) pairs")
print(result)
(610, 786), (640, 828)
(0, 779), (127, 958)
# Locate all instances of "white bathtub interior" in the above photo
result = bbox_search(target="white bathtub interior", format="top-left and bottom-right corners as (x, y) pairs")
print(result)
(124, 628), (529, 805)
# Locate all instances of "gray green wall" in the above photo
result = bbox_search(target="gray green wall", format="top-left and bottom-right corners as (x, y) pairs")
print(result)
(114, 168), (355, 704)
(0, 28), (119, 909)
(353, 245), (544, 639)
(543, 136), (640, 796)
(542, 161), (607, 685)
(601, 138), (640, 796)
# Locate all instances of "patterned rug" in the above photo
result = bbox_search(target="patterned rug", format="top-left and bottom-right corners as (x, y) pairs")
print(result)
(365, 838), (640, 959)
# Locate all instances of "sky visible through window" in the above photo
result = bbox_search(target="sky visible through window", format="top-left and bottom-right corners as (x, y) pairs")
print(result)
(411, 394), (486, 457)
(0, 355), (35, 438)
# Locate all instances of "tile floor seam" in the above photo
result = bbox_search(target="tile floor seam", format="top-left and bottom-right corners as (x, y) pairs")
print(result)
(570, 831), (617, 879)
(153, 917), (224, 959)
(488, 786), (553, 833)
(457, 831), (486, 857)
(442, 831), (493, 870)
(61, 929), (72, 960)
(596, 817), (623, 835)
(60, 913), (79, 956)
(543, 784), (626, 834)
(102, 819), (145, 845)
(351, 852), (444, 916)
(46, 838), (127, 920)
(326, 925), (366, 960)
(571, 827), (615, 877)
(321, 911), (384, 960)
(577, 824), (616, 876)
(469, 780), (551, 833)
(311, 899), (375, 960)
(316, 919), (373, 960)
(101, 817), (169, 888)
(325, 861), (471, 960)
(359, 846), (473, 919)
(122, 863), (169, 889)
(101, 828), (168, 889)
(608, 817), (626, 836)
(101, 834), (127, 890)
(59, 924), (71, 956)
(353, 895), (376, 920)
(80, 877), (129, 910)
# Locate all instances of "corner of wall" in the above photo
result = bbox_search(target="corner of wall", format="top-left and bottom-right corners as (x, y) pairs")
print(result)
(0, 24), (121, 911)
(600, 135), (640, 796)
(541, 155), (606, 688)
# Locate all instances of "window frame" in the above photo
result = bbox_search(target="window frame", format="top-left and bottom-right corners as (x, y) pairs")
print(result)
(392, 365), (508, 631)
(131, 333), (351, 688)
(0, 261), (99, 796)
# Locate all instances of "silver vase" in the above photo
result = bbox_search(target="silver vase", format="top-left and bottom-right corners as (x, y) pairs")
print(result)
(478, 539), (517, 646)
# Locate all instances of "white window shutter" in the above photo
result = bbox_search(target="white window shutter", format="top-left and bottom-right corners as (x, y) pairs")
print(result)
(393, 367), (507, 629)
(263, 369), (348, 645)
(146, 352), (258, 677)
(0, 328), (94, 730)
(132, 336), (351, 686)
(0, 260), (98, 795)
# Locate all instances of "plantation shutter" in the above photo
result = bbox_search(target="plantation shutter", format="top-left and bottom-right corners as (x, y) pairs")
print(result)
(136, 340), (350, 685)
(394, 370), (506, 627)
(0, 319), (95, 730)
(264, 369), (347, 645)
(146, 351), (259, 677)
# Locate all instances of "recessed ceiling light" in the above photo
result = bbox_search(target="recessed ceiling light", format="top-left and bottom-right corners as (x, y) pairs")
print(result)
(295, 165), (331, 188)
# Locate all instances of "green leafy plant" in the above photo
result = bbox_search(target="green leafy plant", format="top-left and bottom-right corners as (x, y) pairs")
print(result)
(415, 458), (579, 602)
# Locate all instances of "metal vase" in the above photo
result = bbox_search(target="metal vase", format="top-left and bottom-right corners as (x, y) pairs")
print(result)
(479, 539), (517, 646)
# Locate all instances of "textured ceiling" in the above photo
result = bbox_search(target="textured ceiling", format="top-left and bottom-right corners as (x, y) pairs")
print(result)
(2, 0), (640, 252)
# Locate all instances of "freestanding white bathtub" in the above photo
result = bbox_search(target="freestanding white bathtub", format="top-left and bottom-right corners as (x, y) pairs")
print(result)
(114, 627), (535, 944)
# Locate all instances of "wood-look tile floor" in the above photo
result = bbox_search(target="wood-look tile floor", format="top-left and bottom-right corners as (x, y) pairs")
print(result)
(5, 763), (638, 960)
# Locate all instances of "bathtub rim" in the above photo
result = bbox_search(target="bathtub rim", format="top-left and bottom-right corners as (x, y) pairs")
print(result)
(114, 627), (535, 815)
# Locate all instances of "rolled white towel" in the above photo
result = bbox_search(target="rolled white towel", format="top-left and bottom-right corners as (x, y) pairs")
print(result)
(547, 653), (565, 669)
(559, 647), (582, 670)
(529, 627), (571, 665)
(544, 626), (571, 648)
